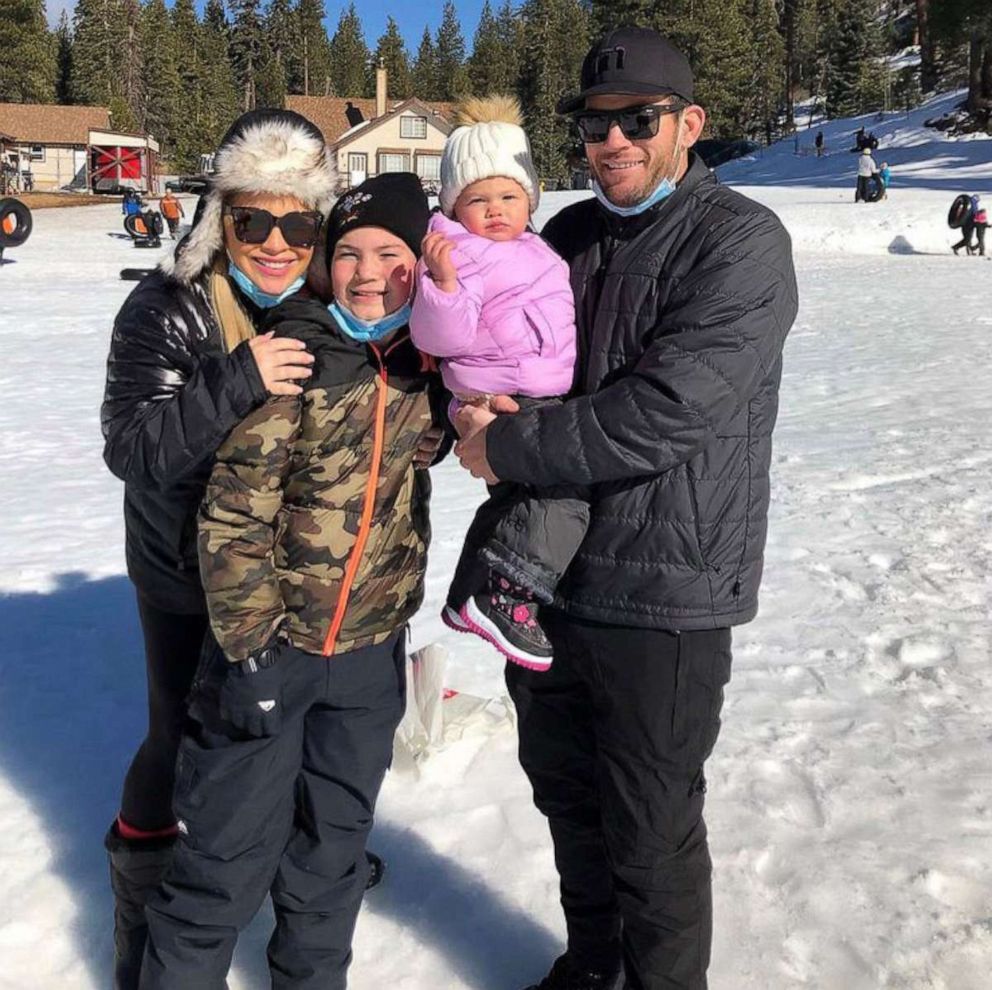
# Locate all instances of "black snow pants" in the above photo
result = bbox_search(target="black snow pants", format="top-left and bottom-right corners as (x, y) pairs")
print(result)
(447, 395), (590, 608)
(506, 612), (732, 990)
(975, 223), (987, 256)
(140, 632), (407, 990)
(953, 220), (976, 254)
(121, 594), (208, 830)
(855, 175), (872, 202)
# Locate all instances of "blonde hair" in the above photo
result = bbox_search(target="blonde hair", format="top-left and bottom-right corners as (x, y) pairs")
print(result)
(207, 255), (257, 353)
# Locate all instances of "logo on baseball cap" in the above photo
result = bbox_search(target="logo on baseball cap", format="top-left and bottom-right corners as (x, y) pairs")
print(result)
(558, 25), (695, 115)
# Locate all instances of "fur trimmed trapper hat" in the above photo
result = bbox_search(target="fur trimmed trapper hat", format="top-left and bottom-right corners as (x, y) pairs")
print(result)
(163, 109), (337, 285)
(439, 95), (540, 217)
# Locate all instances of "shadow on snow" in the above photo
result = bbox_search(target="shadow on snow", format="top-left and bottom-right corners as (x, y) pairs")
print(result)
(0, 573), (559, 989)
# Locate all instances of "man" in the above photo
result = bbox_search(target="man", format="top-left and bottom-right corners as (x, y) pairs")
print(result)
(855, 147), (879, 203)
(815, 130), (824, 156)
(454, 25), (797, 990)
(158, 189), (185, 238)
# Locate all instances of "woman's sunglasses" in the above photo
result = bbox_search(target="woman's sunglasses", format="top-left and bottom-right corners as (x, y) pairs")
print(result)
(223, 206), (323, 248)
(571, 102), (687, 144)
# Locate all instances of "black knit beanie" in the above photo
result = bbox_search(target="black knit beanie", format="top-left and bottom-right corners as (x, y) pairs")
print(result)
(326, 172), (430, 259)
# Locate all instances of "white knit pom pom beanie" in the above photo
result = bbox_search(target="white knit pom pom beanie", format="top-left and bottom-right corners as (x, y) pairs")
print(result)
(439, 95), (540, 217)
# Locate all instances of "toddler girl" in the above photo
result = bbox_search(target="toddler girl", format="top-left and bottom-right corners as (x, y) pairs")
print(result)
(410, 95), (585, 671)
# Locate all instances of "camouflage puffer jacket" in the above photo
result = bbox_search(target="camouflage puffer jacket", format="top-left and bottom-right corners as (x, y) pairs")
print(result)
(198, 295), (447, 661)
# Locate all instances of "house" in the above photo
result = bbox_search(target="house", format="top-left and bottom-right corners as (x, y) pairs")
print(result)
(287, 67), (454, 190)
(0, 103), (160, 193)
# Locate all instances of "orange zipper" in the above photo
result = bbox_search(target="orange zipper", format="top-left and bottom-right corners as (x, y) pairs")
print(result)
(321, 339), (403, 656)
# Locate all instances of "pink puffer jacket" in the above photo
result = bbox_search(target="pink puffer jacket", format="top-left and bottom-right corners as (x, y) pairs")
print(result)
(410, 213), (576, 398)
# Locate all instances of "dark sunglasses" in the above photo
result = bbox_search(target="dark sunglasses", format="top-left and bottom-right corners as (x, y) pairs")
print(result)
(571, 102), (687, 144)
(223, 205), (323, 248)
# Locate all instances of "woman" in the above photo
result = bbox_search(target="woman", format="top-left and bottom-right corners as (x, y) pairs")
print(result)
(139, 172), (446, 988)
(101, 109), (334, 990)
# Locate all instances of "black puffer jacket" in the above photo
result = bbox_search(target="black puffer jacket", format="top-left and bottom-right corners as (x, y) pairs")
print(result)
(102, 270), (268, 613)
(487, 156), (798, 630)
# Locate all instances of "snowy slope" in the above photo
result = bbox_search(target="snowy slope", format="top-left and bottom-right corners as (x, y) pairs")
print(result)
(0, 98), (990, 989)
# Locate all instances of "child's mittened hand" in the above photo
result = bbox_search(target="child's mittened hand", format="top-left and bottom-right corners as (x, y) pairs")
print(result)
(422, 231), (458, 292)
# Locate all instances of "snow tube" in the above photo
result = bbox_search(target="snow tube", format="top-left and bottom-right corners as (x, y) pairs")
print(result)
(866, 175), (884, 203)
(948, 194), (974, 229)
(0, 198), (33, 248)
(124, 213), (147, 238)
(124, 211), (163, 239)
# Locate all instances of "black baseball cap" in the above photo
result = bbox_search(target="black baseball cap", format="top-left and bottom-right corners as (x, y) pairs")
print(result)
(558, 25), (695, 114)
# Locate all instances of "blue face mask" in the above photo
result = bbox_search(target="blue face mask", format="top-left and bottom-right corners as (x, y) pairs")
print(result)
(592, 175), (676, 217)
(227, 260), (305, 309)
(327, 300), (413, 343)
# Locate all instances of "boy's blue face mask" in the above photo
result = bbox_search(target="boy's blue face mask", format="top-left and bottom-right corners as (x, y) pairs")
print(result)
(228, 260), (305, 308)
(327, 300), (412, 343)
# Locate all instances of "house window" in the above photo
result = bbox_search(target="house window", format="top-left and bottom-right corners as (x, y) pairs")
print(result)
(400, 116), (427, 139)
(28, 145), (45, 161)
(416, 154), (441, 181)
(378, 152), (410, 174)
(347, 153), (367, 173)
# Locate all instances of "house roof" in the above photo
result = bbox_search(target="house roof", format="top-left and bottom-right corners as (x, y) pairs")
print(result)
(0, 103), (111, 145)
(286, 95), (454, 146)
(332, 98), (454, 151)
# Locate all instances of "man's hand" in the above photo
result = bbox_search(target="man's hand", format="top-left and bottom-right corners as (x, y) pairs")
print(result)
(452, 394), (519, 438)
(454, 427), (498, 484)
(248, 332), (315, 396)
(421, 231), (458, 293)
(413, 426), (445, 469)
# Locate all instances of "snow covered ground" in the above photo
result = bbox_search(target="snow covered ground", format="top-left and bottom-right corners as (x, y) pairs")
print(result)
(0, 96), (990, 988)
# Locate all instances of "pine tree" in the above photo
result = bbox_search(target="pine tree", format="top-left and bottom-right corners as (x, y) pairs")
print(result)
(588, 0), (656, 35)
(296, 0), (333, 96)
(520, 0), (590, 182)
(411, 25), (440, 99)
(495, 0), (524, 95)
(373, 16), (411, 99)
(0, 0), (57, 103)
(119, 0), (145, 125)
(55, 9), (73, 103)
(329, 4), (370, 97)
(140, 0), (179, 144)
(229, 0), (263, 110)
(255, 46), (287, 108)
(170, 0), (203, 169)
(469, 0), (522, 96)
(468, 0), (501, 95)
(200, 0), (240, 147)
(435, 0), (470, 99)
(71, 0), (118, 106)
(825, 0), (871, 116)
(931, 0), (992, 126)
(747, 0), (786, 141)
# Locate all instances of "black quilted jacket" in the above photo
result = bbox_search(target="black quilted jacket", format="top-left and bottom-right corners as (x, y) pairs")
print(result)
(487, 156), (799, 630)
(101, 271), (268, 613)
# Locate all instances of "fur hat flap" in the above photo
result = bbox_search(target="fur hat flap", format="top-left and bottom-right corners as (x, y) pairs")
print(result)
(162, 109), (337, 285)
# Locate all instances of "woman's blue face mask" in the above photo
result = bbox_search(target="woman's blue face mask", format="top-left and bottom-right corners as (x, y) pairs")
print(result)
(227, 259), (305, 308)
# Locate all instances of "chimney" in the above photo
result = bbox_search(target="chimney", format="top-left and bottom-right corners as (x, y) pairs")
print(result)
(375, 60), (387, 119)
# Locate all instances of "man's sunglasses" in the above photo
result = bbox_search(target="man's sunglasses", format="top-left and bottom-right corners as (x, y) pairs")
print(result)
(223, 206), (323, 248)
(571, 102), (687, 144)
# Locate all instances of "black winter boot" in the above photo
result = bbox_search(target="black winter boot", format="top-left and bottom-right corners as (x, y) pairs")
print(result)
(524, 953), (622, 990)
(104, 823), (176, 990)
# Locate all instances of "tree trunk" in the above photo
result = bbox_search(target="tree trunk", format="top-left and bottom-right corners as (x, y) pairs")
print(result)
(915, 0), (938, 94)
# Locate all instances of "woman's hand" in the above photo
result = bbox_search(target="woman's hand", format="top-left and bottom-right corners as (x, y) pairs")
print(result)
(413, 426), (446, 469)
(421, 231), (458, 293)
(248, 332), (315, 396)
